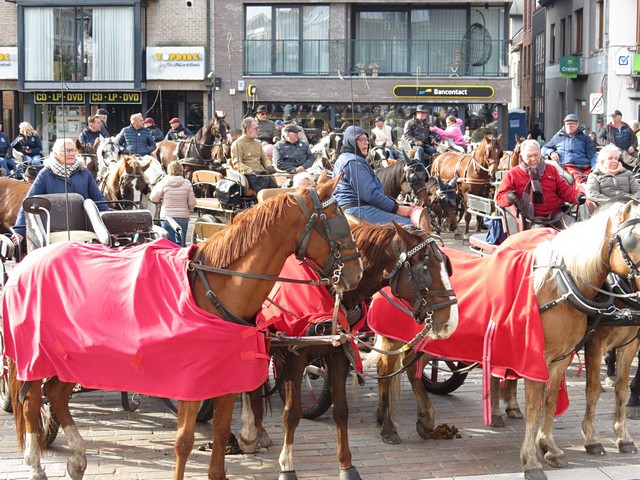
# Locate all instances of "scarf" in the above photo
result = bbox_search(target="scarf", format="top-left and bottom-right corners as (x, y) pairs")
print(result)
(517, 160), (546, 218)
(46, 156), (83, 178)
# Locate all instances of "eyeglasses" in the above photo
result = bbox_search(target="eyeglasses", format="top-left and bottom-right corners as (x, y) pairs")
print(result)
(356, 137), (369, 144)
(63, 148), (77, 154)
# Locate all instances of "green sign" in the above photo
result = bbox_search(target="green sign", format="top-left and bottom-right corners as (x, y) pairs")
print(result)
(34, 91), (85, 104)
(90, 92), (142, 104)
(393, 85), (494, 99)
(633, 54), (640, 74)
(560, 56), (580, 78)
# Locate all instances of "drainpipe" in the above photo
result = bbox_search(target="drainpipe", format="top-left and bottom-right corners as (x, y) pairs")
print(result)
(206, 0), (212, 122)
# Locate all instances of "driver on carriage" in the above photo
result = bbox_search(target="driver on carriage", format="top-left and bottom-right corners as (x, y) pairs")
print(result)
(164, 117), (193, 141)
(370, 116), (403, 161)
(273, 124), (315, 174)
(403, 105), (437, 167)
(117, 113), (156, 157)
(497, 139), (585, 230)
(541, 114), (597, 185)
(333, 125), (413, 225)
(229, 117), (278, 193)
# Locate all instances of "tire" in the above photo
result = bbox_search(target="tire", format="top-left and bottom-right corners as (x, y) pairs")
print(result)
(1, 355), (12, 413)
(421, 359), (469, 395)
(272, 351), (333, 420)
(42, 401), (60, 447)
(160, 397), (214, 423)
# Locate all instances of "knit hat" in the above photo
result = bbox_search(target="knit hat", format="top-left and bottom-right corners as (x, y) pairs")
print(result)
(143, 117), (154, 124)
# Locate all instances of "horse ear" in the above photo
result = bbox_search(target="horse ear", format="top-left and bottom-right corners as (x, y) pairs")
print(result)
(391, 220), (413, 248)
(317, 171), (329, 185)
(317, 172), (341, 198)
(617, 201), (638, 226)
(416, 209), (433, 233)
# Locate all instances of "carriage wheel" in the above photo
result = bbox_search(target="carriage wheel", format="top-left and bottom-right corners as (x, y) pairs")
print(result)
(272, 351), (333, 420)
(160, 397), (214, 423)
(0, 355), (12, 412)
(421, 360), (470, 395)
(42, 401), (60, 447)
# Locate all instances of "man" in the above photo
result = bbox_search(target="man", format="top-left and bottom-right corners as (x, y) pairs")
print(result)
(273, 124), (315, 174)
(96, 108), (110, 137)
(117, 113), (156, 156)
(597, 110), (638, 169)
(497, 139), (584, 230)
(78, 115), (103, 146)
(541, 113), (597, 184)
(165, 117), (193, 140)
(143, 117), (164, 142)
(403, 105), (437, 166)
(371, 117), (403, 160)
(255, 105), (275, 144)
(273, 119), (284, 143)
(283, 114), (309, 144)
(230, 117), (278, 193)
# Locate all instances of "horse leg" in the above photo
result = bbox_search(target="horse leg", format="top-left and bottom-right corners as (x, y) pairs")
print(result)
(503, 379), (523, 418)
(582, 337), (607, 455)
(489, 376), (505, 427)
(250, 386), (274, 449)
(208, 394), (237, 480)
(173, 400), (200, 480)
(237, 392), (257, 453)
(628, 349), (640, 419)
(404, 352), (435, 439)
(374, 338), (403, 444)
(279, 352), (306, 477)
(612, 340), (638, 453)
(520, 379), (548, 480)
(43, 378), (86, 479)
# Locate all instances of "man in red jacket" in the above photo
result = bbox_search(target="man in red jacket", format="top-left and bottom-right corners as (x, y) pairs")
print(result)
(497, 139), (585, 229)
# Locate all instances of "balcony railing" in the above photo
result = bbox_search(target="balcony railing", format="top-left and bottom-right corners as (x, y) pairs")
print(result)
(244, 38), (509, 77)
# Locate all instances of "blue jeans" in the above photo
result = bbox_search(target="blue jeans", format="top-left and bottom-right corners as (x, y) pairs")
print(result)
(161, 217), (189, 246)
(23, 154), (42, 166)
(344, 205), (412, 226)
(0, 157), (20, 176)
(413, 145), (437, 167)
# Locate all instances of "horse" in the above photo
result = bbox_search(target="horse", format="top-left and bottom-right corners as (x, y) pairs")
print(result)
(101, 155), (151, 208)
(0, 178), (30, 234)
(5, 176), (363, 480)
(95, 136), (121, 186)
(75, 139), (100, 180)
(365, 199), (640, 480)
(430, 134), (504, 238)
(310, 131), (342, 168)
(423, 176), (459, 236)
(497, 135), (524, 171)
(248, 211), (458, 479)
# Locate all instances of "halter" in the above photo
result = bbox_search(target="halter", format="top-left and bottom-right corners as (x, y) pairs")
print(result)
(608, 217), (640, 281)
(118, 158), (147, 201)
(384, 230), (456, 325)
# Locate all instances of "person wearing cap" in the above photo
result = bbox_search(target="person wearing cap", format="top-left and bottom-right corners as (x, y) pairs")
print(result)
(333, 125), (412, 225)
(143, 117), (164, 143)
(254, 105), (275, 144)
(117, 113), (156, 156)
(78, 115), (104, 146)
(95, 108), (110, 137)
(541, 113), (597, 184)
(371, 117), (403, 160)
(273, 124), (315, 174)
(273, 119), (284, 143)
(403, 105), (437, 166)
(597, 110), (638, 169)
(282, 114), (309, 144)
(230, 117), (278, 193)
(497, 139), (584, 230)
(165, 117), (193, 141)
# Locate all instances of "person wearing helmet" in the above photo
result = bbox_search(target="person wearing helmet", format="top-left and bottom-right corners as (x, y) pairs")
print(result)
(333, 125), (412, 225)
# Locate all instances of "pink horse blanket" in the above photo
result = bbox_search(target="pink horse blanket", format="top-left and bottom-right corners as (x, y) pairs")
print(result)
(2, 238), (269, 401)
(367, 228), (570, 421)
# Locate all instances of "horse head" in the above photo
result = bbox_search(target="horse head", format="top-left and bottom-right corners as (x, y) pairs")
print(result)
(475, 134), (503, 179)
(75, 138), (98, 180)
(367, 146), (390, 169)
(110, 155), (148, 207)
(97, 136), (121, 182)
(497, 135), (523, 171)
(424, 176), (458, 233)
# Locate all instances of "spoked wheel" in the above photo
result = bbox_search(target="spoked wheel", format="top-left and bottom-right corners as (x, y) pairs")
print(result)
(421, 359), (470, 395)
(160, 398), (214, 423)
(42, 401), (60, 447)
(272, 350), (332, 420)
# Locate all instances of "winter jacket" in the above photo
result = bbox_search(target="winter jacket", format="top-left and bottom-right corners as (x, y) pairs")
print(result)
(11, 134), (42, 156)
(273, 139), (315, 173)
(164, 124), (193, 141)
(78, 128), (102, 146)
(431, 124), (468, 147)
(117, 126), (156, 156)
(230, 134), (272, 174)
(541, 126), (597, 169)
(14, 161), (108, 236)
(0, 132), (11, 157)
(371, 125), (395, 148)
(147, 126), (164, 143)
(586, 164), (640, 203)
(149, 175), (197, 219)
(496, 163), (579, 217)
(256, 119), (276, 144)
(403, 118), (431, 146)
(332, 126), (398, 213)
(597, 122), (638, 151)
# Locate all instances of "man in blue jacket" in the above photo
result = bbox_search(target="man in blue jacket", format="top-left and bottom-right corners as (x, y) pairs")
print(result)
(541, 113), (597, 184)
(333, 125), (412, 225)
(117, 113), (156, 156)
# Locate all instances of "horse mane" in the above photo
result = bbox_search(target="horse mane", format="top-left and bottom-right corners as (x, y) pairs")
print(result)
(375, 159), (404, 187)
(195, 193), (293, 268)
(350, 222), (396, 272)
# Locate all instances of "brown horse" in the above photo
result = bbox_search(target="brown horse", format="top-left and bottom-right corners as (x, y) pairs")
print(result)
(0, 178), (30, 234)
(249, 213), (458, 479)
(5, 177), (363, 480)
(101, 155), (152, 208)
(430, 134), (504, 238)
(76, 138), (99, 180)
(367, 200), (640, 480)
(497, 134), (524, 171)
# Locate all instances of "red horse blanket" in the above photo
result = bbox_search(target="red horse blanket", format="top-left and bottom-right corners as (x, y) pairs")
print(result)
(367, 228), (570, 421)
(2, 239), (269, 401)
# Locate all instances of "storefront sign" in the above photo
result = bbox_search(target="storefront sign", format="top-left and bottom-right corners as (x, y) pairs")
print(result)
(560, 56), (580, 78)
(90, 92), (142, 104)
(34, 91), (85, 104)
(393, 85), (494, 99)
(147, 46), (205, 80)
(0, 47), (18, 80)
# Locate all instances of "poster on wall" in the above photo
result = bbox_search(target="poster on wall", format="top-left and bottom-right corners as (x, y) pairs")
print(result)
(0, 47), (18, 80)
(147, 46), (205, 80)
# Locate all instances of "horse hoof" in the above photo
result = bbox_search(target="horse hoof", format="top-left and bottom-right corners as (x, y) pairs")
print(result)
(585, 443), (606, 456)
(416, 421), (433, 440)
(543, 451), (568, 468)
(627, 406), (640, 419)
(506, 407), (523, 419)
(618, 441), (637, 454)
(256, 431), (273, 449)
(339, 466), (362, 480)
(278, 471), (298, 480)
(381, 431), (402, 444)
(490, 415), (505, 428)
(524, 468), (548, 480)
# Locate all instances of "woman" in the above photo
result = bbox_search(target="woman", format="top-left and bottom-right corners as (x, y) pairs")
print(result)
(586, 144), (640, 203)
(149, 160), (196, 246)
(11, 121), (43, 165)
(332, 125), (412, 225)
(13, 138), (108, 243)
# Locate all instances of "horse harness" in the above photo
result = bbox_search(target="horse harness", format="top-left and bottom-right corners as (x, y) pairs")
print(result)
(188, 189), (360, 327)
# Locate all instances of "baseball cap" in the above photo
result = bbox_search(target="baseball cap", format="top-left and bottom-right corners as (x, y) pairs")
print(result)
(563, 114), (579, 123)
(169, 117), (181, 124)
(610, 110), (623, 117)
(96, 108), (109, 116)
(415, 105), (428, 113)
(143, 117), (154, 124)
(283, 124), (302, 133)
(375, 117), (384, 122)
(274, 119), (284, 126)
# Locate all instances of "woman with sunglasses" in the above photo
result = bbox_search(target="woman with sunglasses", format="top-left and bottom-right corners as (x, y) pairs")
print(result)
(333, 125), (412, 225)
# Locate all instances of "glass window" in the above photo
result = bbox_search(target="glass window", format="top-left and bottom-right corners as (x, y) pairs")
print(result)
(24, 7), (134, 82)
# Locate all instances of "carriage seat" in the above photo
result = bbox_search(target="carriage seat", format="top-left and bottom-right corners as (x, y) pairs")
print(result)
(545, 160), (574, 186)
(256, 187), (297, 203)
(225, 168), (257, 198)
(192, 170), (224, 210)
(23, 193), (99, 253)
(83, 199), (159, 247)
(465, 194), (502, 256)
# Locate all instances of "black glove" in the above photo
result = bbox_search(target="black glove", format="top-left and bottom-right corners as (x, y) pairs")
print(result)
(576, 193), (586, 205)
(506, 190), (520, 205)
(266, 165), (276, 175)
